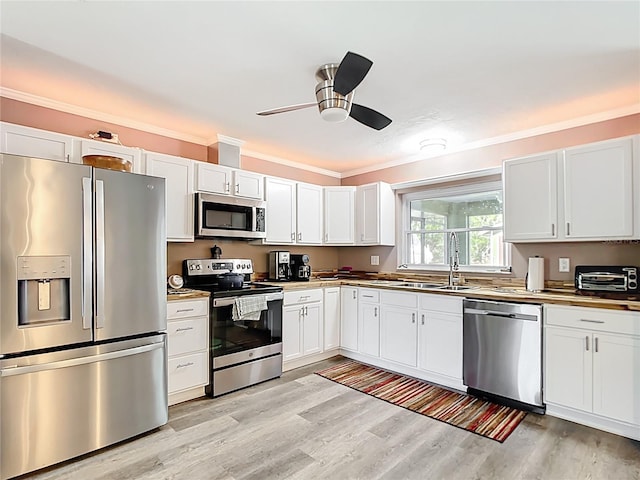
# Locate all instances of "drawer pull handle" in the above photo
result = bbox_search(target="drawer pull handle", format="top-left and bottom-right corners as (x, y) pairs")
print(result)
(176, 308), (194, 313)
(176, 362), (194, 369)
(580, 319), (605, 324)
(362, 295), (374, 298)
(175, 327), (194, 332)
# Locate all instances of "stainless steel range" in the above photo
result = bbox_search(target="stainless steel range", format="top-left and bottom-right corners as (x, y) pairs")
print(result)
(182, 259), (283, 397)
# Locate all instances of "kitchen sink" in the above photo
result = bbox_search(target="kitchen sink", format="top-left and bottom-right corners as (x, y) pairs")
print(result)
(436, 285), (476, 291)
(366, 280), (406, 285)
(402, 282), (443, 289)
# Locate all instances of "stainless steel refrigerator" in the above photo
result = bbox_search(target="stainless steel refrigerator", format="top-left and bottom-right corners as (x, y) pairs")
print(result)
(0, 154), (168, 480)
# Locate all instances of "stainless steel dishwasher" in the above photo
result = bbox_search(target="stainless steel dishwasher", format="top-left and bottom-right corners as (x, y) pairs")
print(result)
(463, 299), (544, 413)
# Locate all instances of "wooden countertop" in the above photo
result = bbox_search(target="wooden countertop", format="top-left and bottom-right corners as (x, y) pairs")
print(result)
(256, 279), (640, 312)
(166, 289), (210, 301)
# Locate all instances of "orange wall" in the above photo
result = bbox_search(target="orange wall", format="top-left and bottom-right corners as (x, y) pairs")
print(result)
(341, 114), (640, 185)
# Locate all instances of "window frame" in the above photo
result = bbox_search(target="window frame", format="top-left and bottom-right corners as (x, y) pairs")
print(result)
(399, 179), (511, 273)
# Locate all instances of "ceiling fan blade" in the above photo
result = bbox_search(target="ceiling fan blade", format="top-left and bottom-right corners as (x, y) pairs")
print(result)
(333, 51), (373, 96)
(349, 103), (392, 130)
(257, 102), (317, 116)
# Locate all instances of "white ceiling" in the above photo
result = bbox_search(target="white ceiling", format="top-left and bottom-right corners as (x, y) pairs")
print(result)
(1, 1), (638, 175)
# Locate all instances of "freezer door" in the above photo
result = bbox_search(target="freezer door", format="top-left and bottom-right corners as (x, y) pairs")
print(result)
(94, 168), (166, 340)
(0, 334), (168, 480)
(0, 154), (93, 355)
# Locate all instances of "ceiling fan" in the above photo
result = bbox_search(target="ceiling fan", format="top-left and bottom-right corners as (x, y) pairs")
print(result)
(256, 52), (392, 130)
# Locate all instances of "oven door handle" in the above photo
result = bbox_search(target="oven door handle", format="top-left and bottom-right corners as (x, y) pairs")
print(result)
(213, 292), (283, 308)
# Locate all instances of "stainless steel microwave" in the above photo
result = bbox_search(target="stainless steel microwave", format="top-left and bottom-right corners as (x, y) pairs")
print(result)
(195, 192), (266, 239)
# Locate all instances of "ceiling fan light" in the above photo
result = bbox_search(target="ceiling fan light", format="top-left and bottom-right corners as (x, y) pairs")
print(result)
(320, 107), (349, 122)
(420, 138), (447, 153)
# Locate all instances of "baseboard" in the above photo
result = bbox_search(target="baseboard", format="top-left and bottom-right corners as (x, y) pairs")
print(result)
(546, 403), (640, 441)
(168, 386), (206, 406)
(283, 349), (340, 372)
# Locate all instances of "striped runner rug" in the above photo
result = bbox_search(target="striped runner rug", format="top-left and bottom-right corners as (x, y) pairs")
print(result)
(315, 360), (527, 443)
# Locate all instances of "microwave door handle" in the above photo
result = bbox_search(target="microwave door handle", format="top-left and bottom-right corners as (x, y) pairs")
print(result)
(82, 177), (93, 330)
(95, 179), (106, 329)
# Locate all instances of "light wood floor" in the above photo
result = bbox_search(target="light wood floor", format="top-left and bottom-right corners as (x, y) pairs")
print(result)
(23, 356), (640, 480)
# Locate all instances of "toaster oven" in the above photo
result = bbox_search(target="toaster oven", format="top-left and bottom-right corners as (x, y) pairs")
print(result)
(575, 265), (638, 293)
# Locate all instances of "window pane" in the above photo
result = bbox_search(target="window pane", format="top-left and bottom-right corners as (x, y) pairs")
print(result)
(469, 229), (505, 266)
(407, 232), (446, 264)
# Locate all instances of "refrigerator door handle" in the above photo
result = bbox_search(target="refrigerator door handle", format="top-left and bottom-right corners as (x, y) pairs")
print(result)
(0, 342), (164, 377)
(95, 179), (106, 329)
(82, 177), (93, 330)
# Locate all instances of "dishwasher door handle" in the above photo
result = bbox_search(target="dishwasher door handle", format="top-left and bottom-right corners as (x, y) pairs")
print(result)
(464, 308), (538, 321)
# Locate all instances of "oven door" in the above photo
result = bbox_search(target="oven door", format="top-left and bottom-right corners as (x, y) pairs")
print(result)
(211, 293), (283, 358)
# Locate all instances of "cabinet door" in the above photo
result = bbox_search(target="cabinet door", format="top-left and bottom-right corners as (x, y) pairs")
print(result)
(340, 287), (358, 351)
(356, 183), (379, 244)
(234, 170), (264, 199)
(358, 303), (380, 357)
(195, 163), (232, 195)
(380, 306), (417, 366)
(1, 122), (73, 162)
(324, 287), (341, 351)
(265, 177), (296, 244)
(81, 139), (143, 173)
(563, 138), (634, 239)
(297, 183), (323, 244)
(324, 187), (355, 244)
(302, 302), (323, 356)
(592, 333), (640, 425)
(503, 152), (559, 241)
(544, 327), (592, 412)
(283, 306), (303, 362)
(145, 152), (194, 242)
(418, 310), (462, 379)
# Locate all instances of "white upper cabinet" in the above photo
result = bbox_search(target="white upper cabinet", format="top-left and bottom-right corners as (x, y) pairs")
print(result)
(563, 138), (634, 239)
(324, 186), (356, 244)
(296, 182), (323, 244)
(356, 182), (396, 245)
(195, 162), (263, 199)
(503, 135), (639, 242)
(264, 176), (297, 244)
(1, 122), (74, 163)
(503, 152), (559, 242)
(80, 139), (144, 173)
(144, 152), (195, 242)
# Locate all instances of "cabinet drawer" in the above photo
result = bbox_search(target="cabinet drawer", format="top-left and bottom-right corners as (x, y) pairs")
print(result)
(545, 304), (640, 336)
(419, 293), (463, 314)
(168, 351), (208, 394)
(167, 299), (208, 319)
(168, 317), (208, 357)
(284, 288), (323, 305)
(359, 288), (380, 303)
(381, 290), (418, 308)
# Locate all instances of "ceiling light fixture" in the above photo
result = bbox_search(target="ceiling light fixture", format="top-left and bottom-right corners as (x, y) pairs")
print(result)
(420, 138), (447, 153)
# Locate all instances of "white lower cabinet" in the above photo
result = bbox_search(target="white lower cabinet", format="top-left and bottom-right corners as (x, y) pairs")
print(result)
(340, 286), (359, 351)
(380, 291), (418, 367)
(358, 289), (380, 357)
(283, 289), (324, 366)
(417, 294), (463, 383)
(323, 287), (341, 351)
(167, 297), (209, 406)
(544, 304), (640, 440)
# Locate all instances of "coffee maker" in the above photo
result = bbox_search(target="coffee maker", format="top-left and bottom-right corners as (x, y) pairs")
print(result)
(268, 251), (291, 281)
(290, 254), (311, 281)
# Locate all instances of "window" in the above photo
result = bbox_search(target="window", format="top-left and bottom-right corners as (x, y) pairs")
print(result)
(401, 180), (510, 271)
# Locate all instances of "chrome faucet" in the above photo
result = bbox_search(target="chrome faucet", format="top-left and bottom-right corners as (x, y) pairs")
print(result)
(448, 232), (460, 286)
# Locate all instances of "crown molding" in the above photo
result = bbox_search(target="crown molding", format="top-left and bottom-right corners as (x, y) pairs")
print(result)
(0, 87), (210, 146)
(241, 148), (342, 179)
(341, 104), (640, 178)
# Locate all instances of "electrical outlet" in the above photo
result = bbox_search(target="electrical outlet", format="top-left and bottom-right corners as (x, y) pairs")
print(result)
(370, 255), (380, 266)
(559, 258), (570, 272)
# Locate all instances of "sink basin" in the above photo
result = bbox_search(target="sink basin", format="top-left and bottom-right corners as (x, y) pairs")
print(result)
(402, 282), (443, 289)
(367, 280), (406, 285)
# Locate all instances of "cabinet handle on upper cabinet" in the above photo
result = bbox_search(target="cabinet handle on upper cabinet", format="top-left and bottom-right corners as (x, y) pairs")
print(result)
(352, 291), (356, 299)
(235, 184), (239, 194)
(551, 224), (555, 236)
(421, 314), (425, 325)
(412, 313), (415, 323)
(585, 336), (589, 351)
(361, 233), (364, 241)
(304, 306), (308, 316)
(298, 232), (302, 241)
(325, 233), (328, 242)
(567, 223), (571, 236)
(291, 232), (295, 241)
(595, 337), (599, 353)
(225, 182), (230, 193)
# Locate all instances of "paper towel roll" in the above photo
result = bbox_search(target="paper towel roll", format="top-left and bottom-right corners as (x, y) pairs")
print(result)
(527, 257), (545, 292)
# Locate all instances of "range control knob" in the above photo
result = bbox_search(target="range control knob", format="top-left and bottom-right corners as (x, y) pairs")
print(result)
(196, 264), (201, 270)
